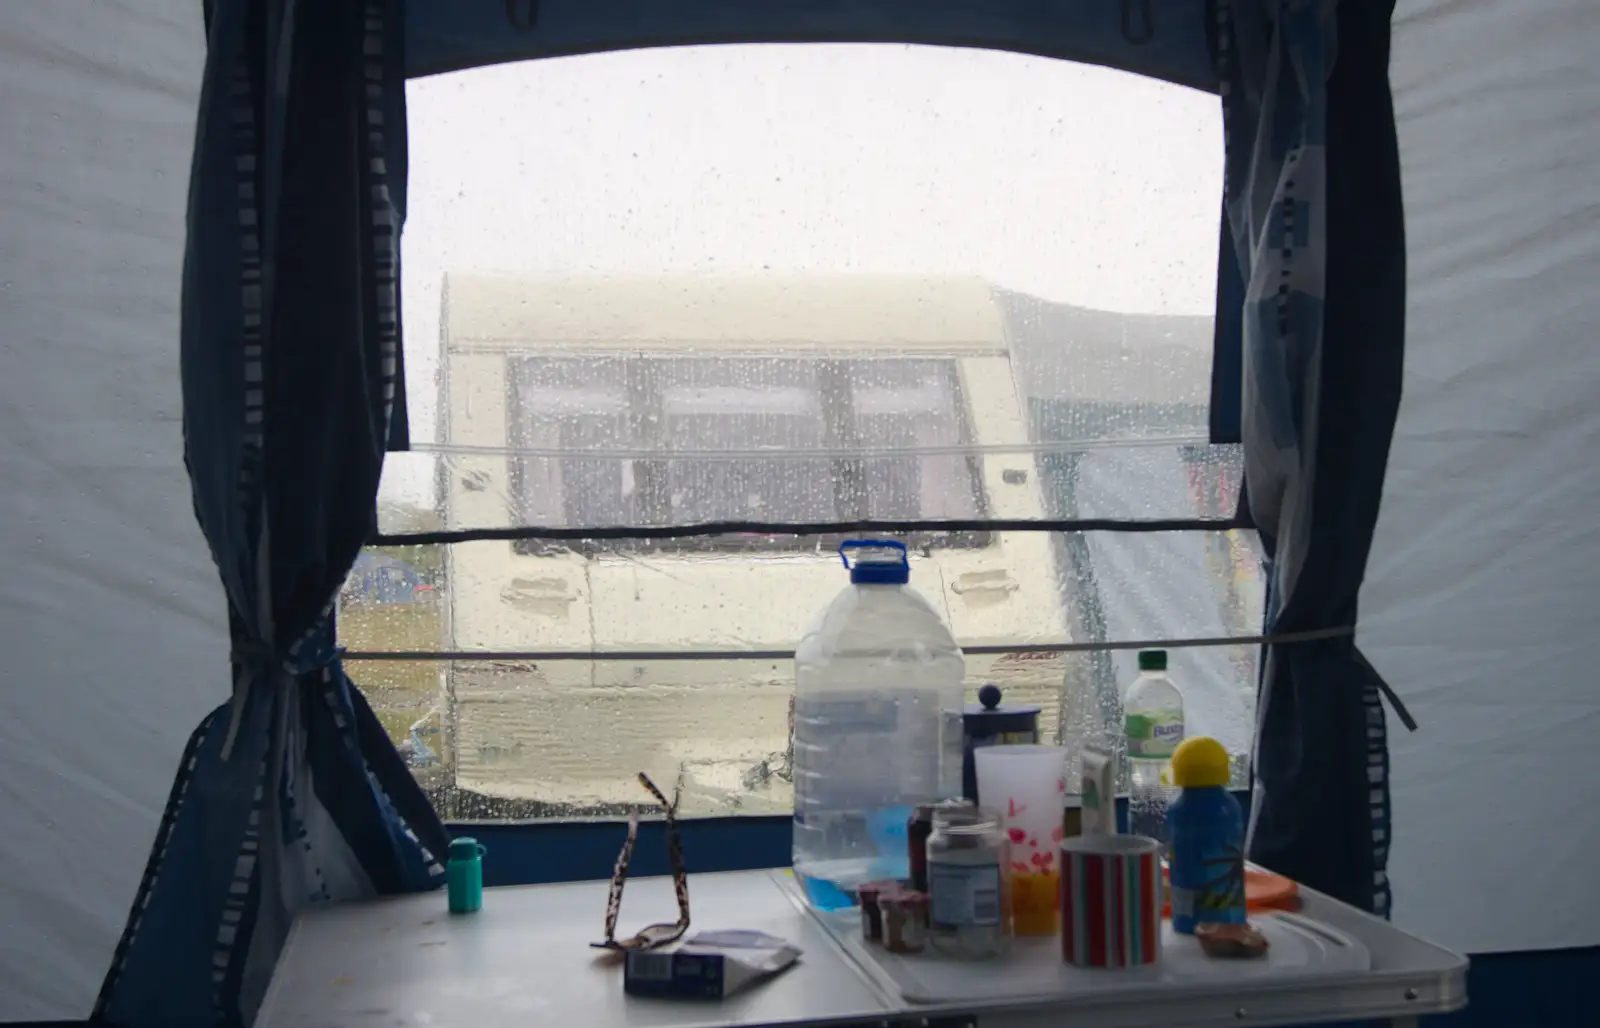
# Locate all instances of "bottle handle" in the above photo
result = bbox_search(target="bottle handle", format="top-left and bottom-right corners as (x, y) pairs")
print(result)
(838, 539), (909, 571)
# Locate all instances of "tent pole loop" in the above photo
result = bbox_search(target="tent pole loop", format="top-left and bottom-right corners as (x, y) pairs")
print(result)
(1121, 0), (1156, 44)
(505, 0), (540, 31)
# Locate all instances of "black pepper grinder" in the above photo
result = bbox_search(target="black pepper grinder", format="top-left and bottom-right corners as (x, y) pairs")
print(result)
(960, 684), (1042, 803)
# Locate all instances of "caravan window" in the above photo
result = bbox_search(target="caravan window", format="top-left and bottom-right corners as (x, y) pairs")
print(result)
(507, 355), (987, 551)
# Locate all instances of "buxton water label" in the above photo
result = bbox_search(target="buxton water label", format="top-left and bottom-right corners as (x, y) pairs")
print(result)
(1125, 712), (1184, 759)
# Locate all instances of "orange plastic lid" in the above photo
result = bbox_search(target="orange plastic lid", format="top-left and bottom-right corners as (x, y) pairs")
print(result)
(1161, 867), (1299, 918)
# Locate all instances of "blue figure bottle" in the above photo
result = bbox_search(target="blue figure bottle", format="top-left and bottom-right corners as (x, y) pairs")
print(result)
(1167, 737), (1246, 935)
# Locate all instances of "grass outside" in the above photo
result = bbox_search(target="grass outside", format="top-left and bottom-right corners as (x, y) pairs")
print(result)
(339, 600), (444, 744)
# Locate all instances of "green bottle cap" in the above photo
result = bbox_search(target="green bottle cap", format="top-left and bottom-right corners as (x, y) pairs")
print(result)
(1138, 649), (1167, 672)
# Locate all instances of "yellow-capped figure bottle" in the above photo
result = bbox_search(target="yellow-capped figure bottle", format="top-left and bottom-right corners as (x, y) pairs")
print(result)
(1167, 736), (1246, 935)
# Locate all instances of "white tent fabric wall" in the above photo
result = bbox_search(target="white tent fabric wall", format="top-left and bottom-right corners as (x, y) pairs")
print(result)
(0, 3), (219, 1020)
(1364, 0), (1600, 954)
(2, 0), (1596, 1018)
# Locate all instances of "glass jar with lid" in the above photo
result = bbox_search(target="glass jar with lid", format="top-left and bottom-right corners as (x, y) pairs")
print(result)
(925, 805), (1011, 958)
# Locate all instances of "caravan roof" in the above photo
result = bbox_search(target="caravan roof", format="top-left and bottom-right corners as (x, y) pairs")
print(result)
(442, 272), (1007, 352)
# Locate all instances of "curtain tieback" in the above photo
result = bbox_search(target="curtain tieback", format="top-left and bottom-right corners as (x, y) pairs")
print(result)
(219, 638), (343, 760)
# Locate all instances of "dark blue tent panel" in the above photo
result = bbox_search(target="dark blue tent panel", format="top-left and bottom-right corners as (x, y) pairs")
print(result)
(406, 0), (1219, 93)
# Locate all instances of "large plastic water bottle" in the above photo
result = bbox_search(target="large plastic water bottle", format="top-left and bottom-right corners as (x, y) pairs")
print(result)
(792, 540), (966, 911)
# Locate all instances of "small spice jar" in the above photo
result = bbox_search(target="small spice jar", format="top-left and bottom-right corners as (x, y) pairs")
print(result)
(858, 881), (891, 943)
(926, 806), (1011, 958)
(881, 891), (927, 954)
(899, 891), (929, 952)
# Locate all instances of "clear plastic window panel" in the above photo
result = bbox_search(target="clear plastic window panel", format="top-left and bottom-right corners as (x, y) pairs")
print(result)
(356, 43), (1233, 819)
(341, 531), (1262, 819)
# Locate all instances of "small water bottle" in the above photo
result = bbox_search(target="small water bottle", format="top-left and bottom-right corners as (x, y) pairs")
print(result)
(1124, 649), (1183, 843)
(1167, 737), (1246, 934)
(446, 837), (486, 914)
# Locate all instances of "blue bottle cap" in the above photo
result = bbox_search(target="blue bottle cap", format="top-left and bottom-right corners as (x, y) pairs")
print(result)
(839, 539), (910, 584)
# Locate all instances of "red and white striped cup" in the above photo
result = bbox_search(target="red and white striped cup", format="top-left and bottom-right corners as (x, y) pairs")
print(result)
(1060, 834), (1164, 968)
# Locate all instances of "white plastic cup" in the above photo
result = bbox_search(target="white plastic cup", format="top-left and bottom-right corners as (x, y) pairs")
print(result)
(974, 744), (1069, 935)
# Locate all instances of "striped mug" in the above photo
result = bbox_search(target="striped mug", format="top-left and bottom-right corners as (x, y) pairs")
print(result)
(1060, 834), (1164, 968)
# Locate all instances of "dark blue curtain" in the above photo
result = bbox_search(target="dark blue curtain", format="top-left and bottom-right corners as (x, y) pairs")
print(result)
(94, 2), (450, 1025)
(1216, 0), (1407, 916)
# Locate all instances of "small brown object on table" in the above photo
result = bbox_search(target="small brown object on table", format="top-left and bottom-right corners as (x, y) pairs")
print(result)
(1195, 921), (1270, 959)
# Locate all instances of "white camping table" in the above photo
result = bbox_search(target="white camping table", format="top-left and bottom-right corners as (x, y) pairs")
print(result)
(258, 868), (1465, 1028)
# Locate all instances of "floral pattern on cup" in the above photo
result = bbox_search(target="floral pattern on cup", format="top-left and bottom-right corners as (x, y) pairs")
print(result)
(1003, 791), (1067, 874)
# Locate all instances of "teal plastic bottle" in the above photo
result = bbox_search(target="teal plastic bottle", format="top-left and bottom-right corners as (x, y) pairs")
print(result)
(446, 837), (486, 914)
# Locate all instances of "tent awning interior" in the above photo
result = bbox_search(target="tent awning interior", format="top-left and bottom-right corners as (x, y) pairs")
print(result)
(1, 0), (1597, 1021)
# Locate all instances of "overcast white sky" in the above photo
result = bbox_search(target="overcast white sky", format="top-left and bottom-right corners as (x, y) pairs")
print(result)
(384, 44), (1222, 504)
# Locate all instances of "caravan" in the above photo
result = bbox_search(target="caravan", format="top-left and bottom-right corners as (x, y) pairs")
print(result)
(428, 272), (1255, 815)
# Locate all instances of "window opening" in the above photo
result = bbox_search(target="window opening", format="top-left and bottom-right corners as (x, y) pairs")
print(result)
(343, 42), (1241, 818)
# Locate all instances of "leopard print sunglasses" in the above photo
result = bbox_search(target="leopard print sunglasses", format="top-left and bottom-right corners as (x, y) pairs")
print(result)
(590, 772), (690, 952)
